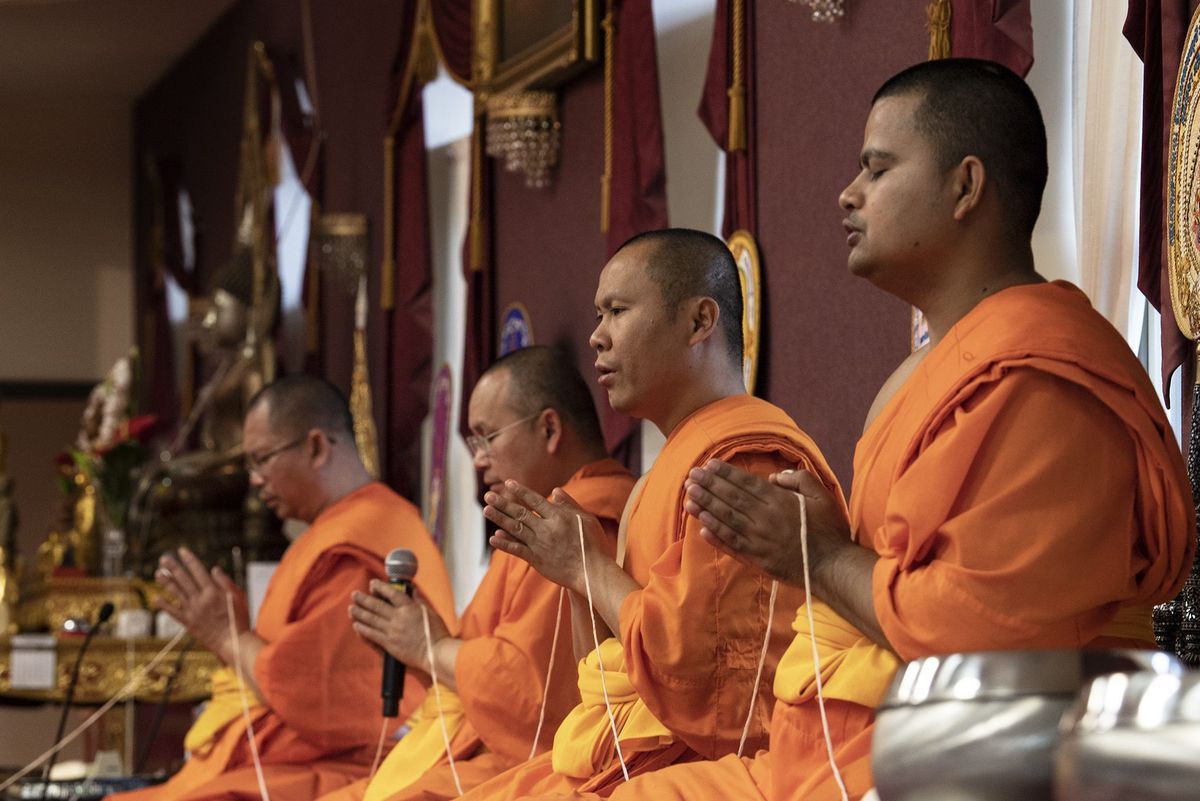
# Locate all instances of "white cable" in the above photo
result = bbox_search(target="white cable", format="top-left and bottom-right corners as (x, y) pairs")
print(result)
(528, 586), (566, 760)
(796, 493), (849, 801)
(226, 591), (271, 801)
(576, 514), (630, 783)
(421, 605), (464, 797)
(736, 578), (779, 757)
(367, 717), (390, 780)
(0, 630), (187, 795)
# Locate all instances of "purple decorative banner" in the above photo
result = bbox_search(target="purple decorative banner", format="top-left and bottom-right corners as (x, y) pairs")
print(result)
(427, 363), (452, 547)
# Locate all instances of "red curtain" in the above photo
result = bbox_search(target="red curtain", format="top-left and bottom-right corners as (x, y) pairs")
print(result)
(950, 0), (1035, 76)
(383, 1), (435, 500)
(461, 124), (495, 440)
(430, 0), (472, 84)
(699, 0), (757, 237)
(598, 0), (669, 456)
(1125, 0), (1200, 408)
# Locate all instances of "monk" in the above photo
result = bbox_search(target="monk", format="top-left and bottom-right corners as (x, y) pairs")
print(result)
(316, 346), (635, 801)
(590, 58), (1196, 801)
(467, 228), (842, 800)
(109, 375), (456, 801)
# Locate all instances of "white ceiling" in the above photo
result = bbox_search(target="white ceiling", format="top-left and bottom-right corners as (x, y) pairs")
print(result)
(0, 0), (237, 99)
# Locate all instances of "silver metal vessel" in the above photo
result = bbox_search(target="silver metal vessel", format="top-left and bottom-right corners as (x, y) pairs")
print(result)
(1055, 669), (1200, 800)
(872, 650), (1181, 801)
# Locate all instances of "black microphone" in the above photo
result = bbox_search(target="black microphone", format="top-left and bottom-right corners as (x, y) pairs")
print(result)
(381, 549), (417, 718)
(43, 602), (115, 781)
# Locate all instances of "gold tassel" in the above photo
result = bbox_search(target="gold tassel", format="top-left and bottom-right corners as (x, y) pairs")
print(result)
(727, 0), (747, 152)
(926, 0), (952, 60)
(600, 1), (615, 233)
(381, 135), (396, 310)
(351, 281), (380, 479)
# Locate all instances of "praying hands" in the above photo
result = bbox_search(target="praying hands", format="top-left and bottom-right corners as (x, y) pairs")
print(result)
(484, 480), (639, 638)
(684, 459), (891, 650)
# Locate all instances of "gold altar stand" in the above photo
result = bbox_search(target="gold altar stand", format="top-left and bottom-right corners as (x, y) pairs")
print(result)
(0, 577), (219, 769)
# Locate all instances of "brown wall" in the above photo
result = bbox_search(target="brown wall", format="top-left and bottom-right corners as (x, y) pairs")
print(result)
(753, 0), (929, 487)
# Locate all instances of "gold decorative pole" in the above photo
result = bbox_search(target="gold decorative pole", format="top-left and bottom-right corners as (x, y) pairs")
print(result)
(601, 0), (616, 232)
(728, 0), (748, 152)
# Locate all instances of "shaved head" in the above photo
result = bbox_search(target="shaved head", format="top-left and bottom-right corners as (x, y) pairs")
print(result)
(617, 228), (743, 365)
(482, 345), (605, 449)
(874, 58), (1047, 237)
(248, 375), (354, 439)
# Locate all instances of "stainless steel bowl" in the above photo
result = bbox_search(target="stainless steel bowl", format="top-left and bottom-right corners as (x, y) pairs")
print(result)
(1055, 669), (1200, 801)
(872, 650), (1182, 801)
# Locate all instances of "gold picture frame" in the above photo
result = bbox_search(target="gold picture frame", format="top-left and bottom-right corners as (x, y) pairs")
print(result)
(473, 0), (601, 100)
(727, 229), (762, 394)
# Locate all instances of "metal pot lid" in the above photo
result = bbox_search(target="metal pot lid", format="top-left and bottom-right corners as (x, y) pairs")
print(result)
(1064, 670), (1200, 733)
(879, 649), (1183, 709)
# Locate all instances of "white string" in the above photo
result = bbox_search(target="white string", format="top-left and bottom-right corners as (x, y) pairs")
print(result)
(421, 605), (464, 797)
(576, 514), (630, 783)
(367, 717), (390, 780)
(736, 578), (779, 757)
(0, 630), (187, 795)
(528, 586), (566, 760)
(226, 591), (271, 801)
(797, 493), (849, 801)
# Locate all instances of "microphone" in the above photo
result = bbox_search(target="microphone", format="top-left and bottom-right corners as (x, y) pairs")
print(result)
(43, 602), (115, 781)
(381, 549), (417, 718)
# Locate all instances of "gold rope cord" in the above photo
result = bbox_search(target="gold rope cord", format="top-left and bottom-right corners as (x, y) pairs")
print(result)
(926, 0), (952, 61)
(728, 0), (747, 152)
(601, 0), (616, 232)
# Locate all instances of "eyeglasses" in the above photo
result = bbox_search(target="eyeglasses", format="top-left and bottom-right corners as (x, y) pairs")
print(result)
(466, 412), (541, 457)
(245, 435), (307, 475)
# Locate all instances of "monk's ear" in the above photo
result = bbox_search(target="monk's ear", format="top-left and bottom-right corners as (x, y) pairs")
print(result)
(308, 428), (333, 469)
(950, 155), (986, 221)
(540, 408), (563, 454)
(688, 297), (720, 348)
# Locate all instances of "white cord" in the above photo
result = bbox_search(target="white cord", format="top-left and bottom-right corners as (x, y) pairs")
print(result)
(226, 591), (271, 801)
(528, 587), (566, 760)
(736, 578), (779, 757)
(421, 605), (464, 797)
(0, 630), (188, 795)
(577, 514), (630, 783)
(367, 717), (390, 780)
(797, 493), (849, 801)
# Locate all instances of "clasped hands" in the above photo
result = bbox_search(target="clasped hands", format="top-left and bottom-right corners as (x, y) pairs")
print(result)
(683, 459), (855, 590)
(483, 481), (606, 597)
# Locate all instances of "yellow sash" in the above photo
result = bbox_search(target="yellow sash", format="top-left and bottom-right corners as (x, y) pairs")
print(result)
(550, 638), (674, 778)
(363, 684), (466, 801)
(183, 666), (266, 756)
(773, 603), (901, 709)
(1100, 604), (1154, 643)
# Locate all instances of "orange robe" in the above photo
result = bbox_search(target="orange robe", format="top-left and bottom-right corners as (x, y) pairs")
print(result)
(588, 281), (1195, 801)
(456, 395), (842, 801)
(320, 460), (635, 801)
(109, 482), (457, 801)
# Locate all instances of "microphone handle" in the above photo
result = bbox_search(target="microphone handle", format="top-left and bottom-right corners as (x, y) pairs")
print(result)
(43, 625), (103, 780)
(380, 578), (415, 718)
